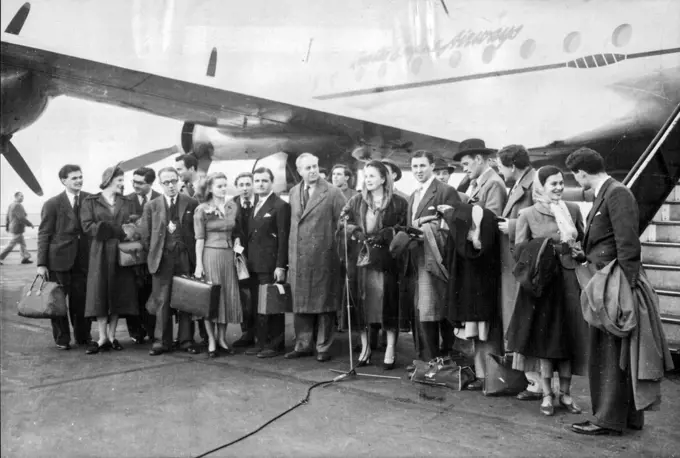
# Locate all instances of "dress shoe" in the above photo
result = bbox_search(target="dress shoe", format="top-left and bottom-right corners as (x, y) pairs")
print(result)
(245, 347), (264, 356)
(284, 350), (314, 359)
(56, 343), (71, 351)
(21, 259), (33, 264)
(317, 352), (331, 362)
(86, 341), (110, 355)
(130, 337), (145, 345)
(571, 421), (622, 436)
(111, 340), (124, 351)
(517, 390), (543, 401)
(540, 394), (555, 416)
(558, 392), (582, 414)
(149, 348), (167, 356)
(186, 346), (201, 354)
(257, 349), (281, 358)
(465, 379), (484, 391)
(208, 350), (219, 358)
(627, 423), (644, 431)
(232, 337), (255, 348)
(76, 339), (92, 346)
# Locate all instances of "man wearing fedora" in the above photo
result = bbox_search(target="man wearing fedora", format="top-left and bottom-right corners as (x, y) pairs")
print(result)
(453, 138), (507, 389)
(454, 139), (507, 217)
(434, 156), (470, 204)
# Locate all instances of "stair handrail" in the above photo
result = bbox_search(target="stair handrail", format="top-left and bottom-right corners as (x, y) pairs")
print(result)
(624, 103), (680, 188)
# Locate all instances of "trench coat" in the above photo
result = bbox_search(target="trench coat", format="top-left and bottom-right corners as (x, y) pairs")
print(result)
(80, 193), (139, 318)
(500, 168), (535, 335)
(288, 179), (346, 313)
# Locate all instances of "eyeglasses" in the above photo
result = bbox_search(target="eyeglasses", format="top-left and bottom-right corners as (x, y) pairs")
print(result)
(161, 179), (179, 186)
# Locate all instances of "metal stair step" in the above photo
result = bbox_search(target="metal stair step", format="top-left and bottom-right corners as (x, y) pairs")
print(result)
(654, 202), (680, 221)
(658, 290), (680, 316)
(666, 184), (680, 203)
(641, 221), (680, 243)
(661, 315), (680, 353)
(643, 264), (680, 291)
(641, 242), (680, 266)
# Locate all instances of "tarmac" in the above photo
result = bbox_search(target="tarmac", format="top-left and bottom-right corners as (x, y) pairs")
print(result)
(1, 246), (680, 458)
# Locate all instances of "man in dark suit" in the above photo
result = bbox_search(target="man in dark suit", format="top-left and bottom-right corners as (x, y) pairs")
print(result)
(243, 167), (291, 358)
(567, 147), (644, 436)
(232, 172), (259, 348)
(125, 167), (160, 344)
(1, 191), (34, 264)
(37, 164), (91, 350)
(142, 167), (200, 356)
(407, 150), (460, 362)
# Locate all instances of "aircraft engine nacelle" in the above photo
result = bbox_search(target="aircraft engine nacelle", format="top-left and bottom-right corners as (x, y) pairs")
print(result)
(0, 68), (50, 137)
(252, 152), (301, 195)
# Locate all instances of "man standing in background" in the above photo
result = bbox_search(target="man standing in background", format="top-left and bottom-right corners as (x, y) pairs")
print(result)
(175, 154), (201, 199)
(1, 191), (33, 265)
(37, 165), (91, 350)
(125, 167), (160, 345)
(286, 153), (345, 362)
(331, 164), (357, 201)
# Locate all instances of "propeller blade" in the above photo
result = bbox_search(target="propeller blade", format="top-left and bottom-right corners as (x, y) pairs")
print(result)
(5, 3), (31, 35)
(1, 137), (43, 196)
(118, 145), (179, 172)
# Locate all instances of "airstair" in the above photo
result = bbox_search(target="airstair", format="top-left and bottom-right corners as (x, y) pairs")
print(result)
(626, 104), (680, 355)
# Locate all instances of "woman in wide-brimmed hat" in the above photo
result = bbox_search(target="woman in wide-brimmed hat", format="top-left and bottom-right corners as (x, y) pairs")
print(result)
(81, 163), (140, 354)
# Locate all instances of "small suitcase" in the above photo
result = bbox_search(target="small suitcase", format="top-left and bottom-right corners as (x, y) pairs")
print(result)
(118, 241), (147, 267)
(258, 283), (293, 314)
(17, 275), (68, 319)
(170, 275), (221, 319)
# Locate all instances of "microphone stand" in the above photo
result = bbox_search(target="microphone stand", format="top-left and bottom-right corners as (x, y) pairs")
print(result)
(329, 214), (400, 382)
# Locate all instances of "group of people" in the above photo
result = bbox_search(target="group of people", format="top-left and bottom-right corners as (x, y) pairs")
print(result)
(31, 141), (672, 437)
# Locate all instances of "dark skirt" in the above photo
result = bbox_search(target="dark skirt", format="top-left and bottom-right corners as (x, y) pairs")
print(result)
(507, 265), (581, 362)
(354, 265), (399, 330)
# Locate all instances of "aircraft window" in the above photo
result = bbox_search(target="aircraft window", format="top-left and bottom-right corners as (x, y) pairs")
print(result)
(520, 39), (536, 59)
(449, 51), (462, 68)
(482, 45), (496, 64)
(563, 32), (581, 53)
(612, 24), (632, 47)
(410, 57), (423, 74)
(355, 67), (365, 82)
(378, 62), (387, 78)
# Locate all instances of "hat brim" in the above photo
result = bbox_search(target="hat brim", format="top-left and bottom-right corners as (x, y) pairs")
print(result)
(452, 148), (496, 162)
(381, 160), (402, 182)
(434, 166), (456, 174)
(100, 161), (123, 189)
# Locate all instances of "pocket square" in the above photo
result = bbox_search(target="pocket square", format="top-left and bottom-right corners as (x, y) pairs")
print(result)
(595, 211), (602, 216)
(264, 213), (272, 218)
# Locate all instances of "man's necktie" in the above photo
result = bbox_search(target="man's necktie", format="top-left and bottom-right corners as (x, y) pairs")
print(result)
(467, 179), (478, 198)
(141, 194), (148, 207)
(303, 186), (310, 209)
(169, 197), (176, 217)
(73, 194), (81, 230)
(243, 197), (251, 210)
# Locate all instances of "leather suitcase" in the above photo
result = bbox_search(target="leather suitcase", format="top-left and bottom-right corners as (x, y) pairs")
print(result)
(17, 276), (68, 319)
(257, 283), (293, 315)
(118, 241), (147, 267)
(170, 275), (221, 319)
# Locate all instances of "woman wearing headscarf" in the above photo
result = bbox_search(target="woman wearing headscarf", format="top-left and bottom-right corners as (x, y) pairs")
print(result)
(338, 160), (408, 369)
(193, 172), (244, 357)
(506, 165), (590, 416)
(81, 163), (140, 354)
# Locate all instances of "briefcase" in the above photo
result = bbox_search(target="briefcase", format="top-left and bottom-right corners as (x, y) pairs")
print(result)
(258, 283), (293, 314)
(17, 276), (68, 319)
(170, 275), (221, 319)
(118, 241), (147, 267)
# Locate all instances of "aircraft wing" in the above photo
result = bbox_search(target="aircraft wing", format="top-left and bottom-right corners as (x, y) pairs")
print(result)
(1, 37), (460, 166)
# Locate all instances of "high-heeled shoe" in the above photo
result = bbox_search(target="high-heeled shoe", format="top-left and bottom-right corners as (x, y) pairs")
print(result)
(218, 342), (234, 355)
(208, 348), (219, 358)
(356, 348), (372, 367)
(540, 394), (555, 416)
(559, 391), (582, 414)
(383, 344), (396, 370)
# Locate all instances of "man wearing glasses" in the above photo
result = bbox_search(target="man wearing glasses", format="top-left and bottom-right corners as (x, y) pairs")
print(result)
(141, 167), (200, 355)
(125, 167), (160, 345)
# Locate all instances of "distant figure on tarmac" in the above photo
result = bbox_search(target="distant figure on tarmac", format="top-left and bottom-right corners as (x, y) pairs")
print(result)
(0, 191), (33, 265)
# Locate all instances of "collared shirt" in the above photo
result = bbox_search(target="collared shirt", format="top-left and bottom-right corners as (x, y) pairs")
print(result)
(416, 175), (436, 198)
(137, 191), (152, 206)
(164, 194), (177, 207)
(65, 189), (80, 208)
(412, 175), (436, 221)
(254, 191), (273, 215)
(304, 181), (317, 200)
(468, 166), (494, 197)
(240, 195), (254, 209)
(593, 174), (611, 198)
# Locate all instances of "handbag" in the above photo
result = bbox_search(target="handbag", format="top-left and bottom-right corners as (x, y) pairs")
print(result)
(258, 283), (293, 314)
(234, 252), (250, 280)
(483, 353), (528, 396)
(118, 241), (147, 267)
(17, 275), (68, 319)
(170, 275), (221, 319)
